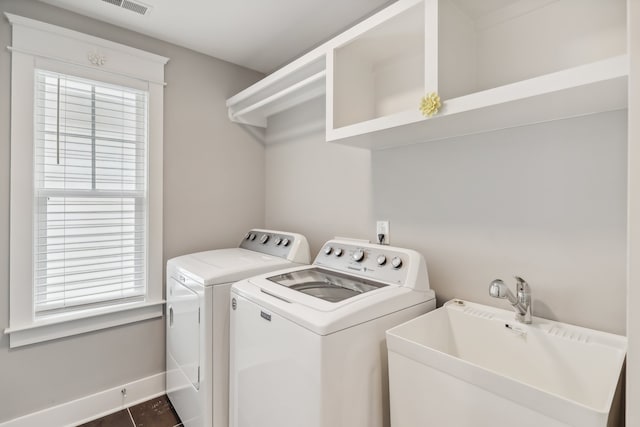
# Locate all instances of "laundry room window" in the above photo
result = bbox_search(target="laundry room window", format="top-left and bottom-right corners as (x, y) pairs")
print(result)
(6, 13), (168, 347)
(33, 70), (148, 314)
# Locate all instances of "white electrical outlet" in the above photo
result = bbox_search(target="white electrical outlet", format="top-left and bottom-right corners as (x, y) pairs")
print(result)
(376, 220), (390, 245)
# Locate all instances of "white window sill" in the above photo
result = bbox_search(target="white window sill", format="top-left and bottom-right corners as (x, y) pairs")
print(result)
(4, 300), (165, 348)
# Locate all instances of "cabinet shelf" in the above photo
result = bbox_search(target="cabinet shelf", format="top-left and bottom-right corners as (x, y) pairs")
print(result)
(329, 55), (628, 149)
(328, 0), (427, 130)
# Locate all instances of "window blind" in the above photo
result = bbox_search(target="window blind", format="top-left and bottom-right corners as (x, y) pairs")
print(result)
(34, 69), (149, 315)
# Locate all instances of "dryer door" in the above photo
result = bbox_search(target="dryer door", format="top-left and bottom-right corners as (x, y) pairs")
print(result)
(167, 276), (201, 390)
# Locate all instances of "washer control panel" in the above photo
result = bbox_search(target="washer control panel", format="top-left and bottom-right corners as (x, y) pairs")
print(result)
(314, 241), (416, 286)
(239, 229), (298, 259)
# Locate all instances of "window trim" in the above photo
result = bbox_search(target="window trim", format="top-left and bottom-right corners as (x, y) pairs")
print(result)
(4, 301), (165, 348)
(6, 13), (169, 348)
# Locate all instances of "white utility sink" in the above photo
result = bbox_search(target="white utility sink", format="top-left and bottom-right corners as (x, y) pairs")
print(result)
(385, 299), (626, 427)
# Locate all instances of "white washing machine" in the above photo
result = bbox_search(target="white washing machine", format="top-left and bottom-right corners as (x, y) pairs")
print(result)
(166, 229), (310, 427)
(229, 239), (436, 427)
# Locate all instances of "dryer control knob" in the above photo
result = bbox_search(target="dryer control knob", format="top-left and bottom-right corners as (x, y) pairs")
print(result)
(334, 248), (343, 257)
(352, 248), (365, 262)
(260, 234), (270, 244)
(282, 238), (290, 246)
(377, 255), (387, 266)
(324, 246), (333, 255)
(274, 237), (282, 245)
(391, 256), (403, 269)
(249, 233), (256, 241)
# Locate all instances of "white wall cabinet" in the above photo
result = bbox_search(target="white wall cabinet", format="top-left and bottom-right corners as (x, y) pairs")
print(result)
(227, 0), (628, 150)
(326, 0), (628, 149)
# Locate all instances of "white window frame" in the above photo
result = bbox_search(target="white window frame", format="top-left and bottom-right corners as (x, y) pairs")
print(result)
(5, 13), (169, 348)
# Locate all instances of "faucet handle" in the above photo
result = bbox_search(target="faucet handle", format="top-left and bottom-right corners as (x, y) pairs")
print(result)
(514, 276), (529, 292)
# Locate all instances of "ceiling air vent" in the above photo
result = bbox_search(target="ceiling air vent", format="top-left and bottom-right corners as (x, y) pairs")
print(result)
(100, 0), (152, 16)
(122, 0), (150, 15)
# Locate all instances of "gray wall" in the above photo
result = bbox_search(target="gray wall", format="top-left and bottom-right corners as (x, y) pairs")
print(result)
(627, 1), (640, 423)
(265, 102), (627, 335)
(0, 0), (264, 422)
(265, 98), (373, 249)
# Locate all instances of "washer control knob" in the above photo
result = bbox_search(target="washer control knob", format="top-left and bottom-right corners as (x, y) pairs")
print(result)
(377, 255), (387, 266)
(282, 238), (290, 246)
(249, 233), (256, 241)
(245, 232), (251, 240)
(260, 234), (270, 244)
(334, 248), (343, 257)
(274, 237), (282, 246)
(352, 248), (365, 262)
(324, 246), (333, 255)
(391, 256), (403, 269)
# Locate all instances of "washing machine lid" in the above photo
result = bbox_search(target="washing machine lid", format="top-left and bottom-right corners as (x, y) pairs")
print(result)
(267, 267), (387, 303)
(168, 248), (299, 286)
(232, 266), (434, 336)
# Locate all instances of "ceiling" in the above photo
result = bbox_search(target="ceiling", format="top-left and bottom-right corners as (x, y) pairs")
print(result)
(38, 0), (396, 73)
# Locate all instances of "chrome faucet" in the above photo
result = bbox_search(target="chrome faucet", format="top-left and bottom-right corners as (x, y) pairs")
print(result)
(489, 276), (532, 324)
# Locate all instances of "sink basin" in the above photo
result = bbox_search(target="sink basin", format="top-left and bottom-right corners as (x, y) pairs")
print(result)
(385, 299), (626, 427)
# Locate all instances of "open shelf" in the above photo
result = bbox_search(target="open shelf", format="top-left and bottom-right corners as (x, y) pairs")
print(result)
(330, 0), (426, 129)
(437, 0), (627, 100)
(226, 50), (327, 128)
(227, 0), (628, 150)
(329, 55), (628, 150)
(327, 0), (628, 148)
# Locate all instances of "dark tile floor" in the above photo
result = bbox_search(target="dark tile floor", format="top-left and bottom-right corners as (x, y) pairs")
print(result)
(77, 394), (182, 427)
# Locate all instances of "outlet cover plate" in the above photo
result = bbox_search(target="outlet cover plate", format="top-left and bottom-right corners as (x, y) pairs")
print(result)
(376, 220), (389, 245)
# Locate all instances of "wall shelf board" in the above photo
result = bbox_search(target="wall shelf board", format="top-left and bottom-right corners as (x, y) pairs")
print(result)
(226, 51), (327, 128)
(229, 70), (325, 127)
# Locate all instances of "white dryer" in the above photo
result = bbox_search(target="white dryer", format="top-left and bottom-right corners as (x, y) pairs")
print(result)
(229, 239), (436, 427)
(166, 229), (310, 427)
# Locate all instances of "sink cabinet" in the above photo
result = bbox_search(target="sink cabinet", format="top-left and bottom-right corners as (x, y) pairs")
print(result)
(226, 0), (628, 149)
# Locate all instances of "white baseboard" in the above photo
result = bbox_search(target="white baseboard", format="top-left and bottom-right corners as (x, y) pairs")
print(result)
(0, 372), (166, 427)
